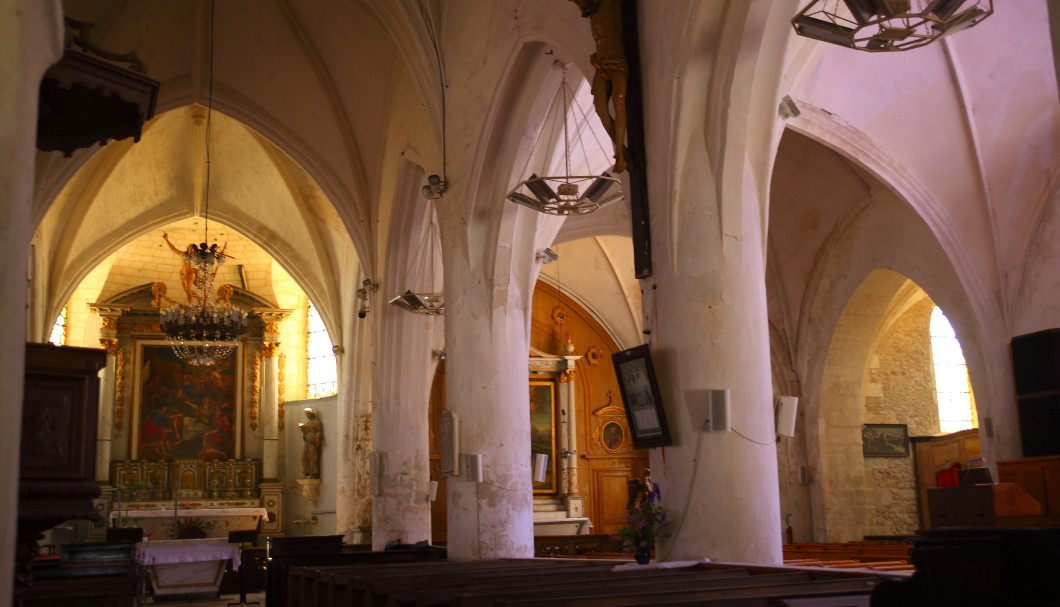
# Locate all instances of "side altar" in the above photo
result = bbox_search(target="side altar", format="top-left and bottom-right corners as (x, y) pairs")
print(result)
(104, 459), (265, 539)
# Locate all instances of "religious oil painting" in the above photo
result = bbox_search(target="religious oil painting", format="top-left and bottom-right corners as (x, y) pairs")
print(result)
(862, 424), (909, 457)
(133, 342), (241, 461)
(529, 379), (557, 493)
(612, 344), (672, 449)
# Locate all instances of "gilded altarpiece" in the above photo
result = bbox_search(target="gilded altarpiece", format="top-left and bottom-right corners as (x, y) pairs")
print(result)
(90, 283), (286, 528)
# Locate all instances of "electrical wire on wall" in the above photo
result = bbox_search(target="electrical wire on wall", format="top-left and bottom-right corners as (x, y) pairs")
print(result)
(417, 0), (447, 184)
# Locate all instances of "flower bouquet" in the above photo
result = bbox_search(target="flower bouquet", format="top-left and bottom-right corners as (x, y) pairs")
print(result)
(616, 481), (665, 563)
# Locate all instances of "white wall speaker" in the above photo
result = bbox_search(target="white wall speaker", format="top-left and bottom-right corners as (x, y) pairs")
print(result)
(533, 453), (548, 483)
(776, 395), (799, 438)
(467, 453), (484, 483)
(707, 389), (731, 432)
(428, 480), (439, 502)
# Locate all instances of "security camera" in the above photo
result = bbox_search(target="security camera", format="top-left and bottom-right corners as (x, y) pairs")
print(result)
(357, 286), (370, 318)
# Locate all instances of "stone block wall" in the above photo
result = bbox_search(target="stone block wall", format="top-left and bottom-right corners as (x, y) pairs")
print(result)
(862, 297), (938, 536)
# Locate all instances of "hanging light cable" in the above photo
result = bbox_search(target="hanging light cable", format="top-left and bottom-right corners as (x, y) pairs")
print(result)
(507, 61), (623, 216)
(159, 0), (247, 366)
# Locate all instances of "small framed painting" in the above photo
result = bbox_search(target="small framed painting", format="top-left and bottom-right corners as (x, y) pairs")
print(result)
(862, 423), (909, 457)
(612, 344), (672, 449)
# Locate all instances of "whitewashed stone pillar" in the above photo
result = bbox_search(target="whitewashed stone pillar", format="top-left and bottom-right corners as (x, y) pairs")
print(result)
(256, 310), (288, 481)
(559, 357), (582, 515)
(1, 0), (64, 600)
(97, 342), (118, 482)
(256, 311), (288, 535)
(91, 307), (127, 483)
(260, 342), (280, 479)
(441, 248), (535, 560)
(370, 307), (435, 549)
(645, 155), (782, 564)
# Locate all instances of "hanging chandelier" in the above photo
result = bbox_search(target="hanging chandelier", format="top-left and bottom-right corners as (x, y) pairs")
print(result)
(792, 0), (992, 52)
(160, 244), (247, 365)
(389, 209), (445, 315)
(159, 0), (247, 366)
(507, 62), (622, 216)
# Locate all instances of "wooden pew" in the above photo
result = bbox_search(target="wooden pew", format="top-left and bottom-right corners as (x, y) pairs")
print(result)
(449, 566), (760, 607)
(283, 558), (894, 607)
(871, 526), (1060, 606)
(301, 559), (587, 607)
(290, 559), (551, 607)
(21, 542), (139, 607)
(265, 536), (444, 607)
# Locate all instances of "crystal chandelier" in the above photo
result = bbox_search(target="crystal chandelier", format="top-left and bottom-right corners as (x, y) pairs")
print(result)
(159, 0), (247, 366)
(507, 62), (622, 216)
(792, 0), (992, 52)
(160, 243), (247, 366)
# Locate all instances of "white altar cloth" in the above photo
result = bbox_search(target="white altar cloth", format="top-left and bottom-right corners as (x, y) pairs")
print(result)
(137, 538), (241, 596)
(137, 538), (242, 570)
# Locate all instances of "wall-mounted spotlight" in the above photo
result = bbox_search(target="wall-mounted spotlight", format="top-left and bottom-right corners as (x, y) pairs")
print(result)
(536, 248), (559, 264)
(357, 279), (378, 319)
(778, 95), (800, 119)
(421, 174), (448, 200)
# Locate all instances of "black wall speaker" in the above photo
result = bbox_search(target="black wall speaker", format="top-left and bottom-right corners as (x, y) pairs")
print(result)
(1011, 329), (1060, 395)
(1017, 394), (1060, 457)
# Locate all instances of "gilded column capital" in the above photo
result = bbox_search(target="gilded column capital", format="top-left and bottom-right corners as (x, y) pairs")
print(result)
(100, 338), (119, 356)
(261, 342), (280, 358)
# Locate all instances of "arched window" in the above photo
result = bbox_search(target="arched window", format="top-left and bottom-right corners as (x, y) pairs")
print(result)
(306, 301), (337, 398)
(48, 305), (68, 346)
(930, 307), (975, 433)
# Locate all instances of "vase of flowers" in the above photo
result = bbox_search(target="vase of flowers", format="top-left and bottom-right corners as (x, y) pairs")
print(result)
(617, 479), (665, 564)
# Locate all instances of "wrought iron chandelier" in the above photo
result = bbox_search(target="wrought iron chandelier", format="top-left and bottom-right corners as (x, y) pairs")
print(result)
(507, 62), (622, 216)
(792, 0), (992, 52)
(159, 0), (247, 366)
(389, 210), (445, 315)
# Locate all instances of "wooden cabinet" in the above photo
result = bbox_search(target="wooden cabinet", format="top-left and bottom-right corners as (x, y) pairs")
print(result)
(17, 343), (107, 602)
(997, 455), (1060, 524)
(911, 429), (981, 530)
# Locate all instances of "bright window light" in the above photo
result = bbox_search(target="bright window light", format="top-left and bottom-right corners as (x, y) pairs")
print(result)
(49, 305), (68, 346)
(306, 301), (337, 398)
(930, 307), (976, 433)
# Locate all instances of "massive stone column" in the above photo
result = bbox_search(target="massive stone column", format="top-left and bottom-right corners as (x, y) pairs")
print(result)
(0, 0), (64, 598)
(440, 240), (535, 560)
(644, 147), (782, 565)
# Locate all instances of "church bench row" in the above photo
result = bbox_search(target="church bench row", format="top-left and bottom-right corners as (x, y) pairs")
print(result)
(264, 535), (445, 607)
(284, 559), (889, 607)
(782, 541), (912, 563)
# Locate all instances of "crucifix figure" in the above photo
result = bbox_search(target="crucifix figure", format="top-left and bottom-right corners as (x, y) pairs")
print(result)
(571, 0), (629, 174)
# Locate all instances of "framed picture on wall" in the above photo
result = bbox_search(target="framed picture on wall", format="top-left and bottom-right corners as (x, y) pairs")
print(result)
(862, 423), (909, 457)
(132, 342), (242, 461)
(612, 344), (672, 449)
(529, 379), (557, 493)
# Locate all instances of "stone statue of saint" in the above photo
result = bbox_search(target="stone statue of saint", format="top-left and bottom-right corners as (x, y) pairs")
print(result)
(571, 0), (629, 173)
(300, 408), (323, 478)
